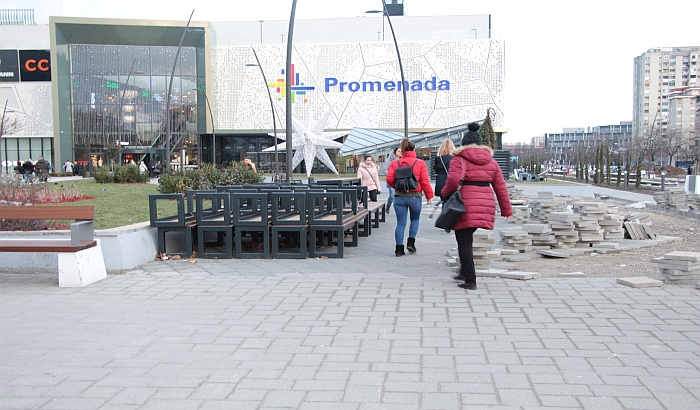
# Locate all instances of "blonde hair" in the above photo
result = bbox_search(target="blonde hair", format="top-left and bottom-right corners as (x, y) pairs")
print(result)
(437, 139), (456, 156)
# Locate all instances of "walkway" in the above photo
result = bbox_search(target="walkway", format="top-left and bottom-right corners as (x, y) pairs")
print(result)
(2, 187), (698, 410)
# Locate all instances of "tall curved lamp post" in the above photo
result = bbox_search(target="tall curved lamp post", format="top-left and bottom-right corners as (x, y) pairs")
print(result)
(285, 0), (297, 182)
(247, 47), (279, 180)
(192, 87), (215, 165)
(367, 1), (408, 140)
(165, 9), (195, 171)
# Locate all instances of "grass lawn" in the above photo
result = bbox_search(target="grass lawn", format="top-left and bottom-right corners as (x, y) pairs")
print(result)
(46, 173), (361, 229)
(46, 179), (161, 230)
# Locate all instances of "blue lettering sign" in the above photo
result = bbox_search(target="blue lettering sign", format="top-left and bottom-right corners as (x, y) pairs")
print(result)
(324, 76), (450, 93)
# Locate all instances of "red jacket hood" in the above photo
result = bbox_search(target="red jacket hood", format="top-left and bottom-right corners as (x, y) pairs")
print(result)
(452, 145), (495, 166)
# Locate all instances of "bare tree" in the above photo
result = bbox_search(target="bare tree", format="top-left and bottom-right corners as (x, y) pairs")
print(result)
(1, 112), (22, 138)
(661, 129), (686, 167)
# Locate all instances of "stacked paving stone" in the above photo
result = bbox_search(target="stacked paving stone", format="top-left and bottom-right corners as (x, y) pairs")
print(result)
(473, 230), (497, 271)
(508, 185), (526, 202)
(652, 251), (700, 285)
(653, 187), (690, 211)
(509, 201), (531, 224)
(499, 229), (533, 253)
(548, 211), (580, 248)
(444, 230), (497, 272)
(522, 223), (556, 249)
(530, 199), (568, 223)
(599, 208), (625, 240)
(572, 201), (606, 246)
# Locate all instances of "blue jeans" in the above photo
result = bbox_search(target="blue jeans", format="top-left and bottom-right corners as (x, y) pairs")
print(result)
(394, 196), (422, 245)
(386, 183), (395, 211)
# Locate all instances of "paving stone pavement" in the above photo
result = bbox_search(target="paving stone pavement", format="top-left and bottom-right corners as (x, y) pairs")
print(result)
(2, 190), (700, 409)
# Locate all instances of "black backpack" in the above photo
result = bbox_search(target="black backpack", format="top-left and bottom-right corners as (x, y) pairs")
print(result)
(394, 159), (419, 193)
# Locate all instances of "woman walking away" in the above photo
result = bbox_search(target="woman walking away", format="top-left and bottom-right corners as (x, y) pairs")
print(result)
(358, 155), (382, 202)
(382, 147), (401, 214)
(386, 138), (434, 256)
(441, 122), (512, 290)
(434, 139), (455, 202)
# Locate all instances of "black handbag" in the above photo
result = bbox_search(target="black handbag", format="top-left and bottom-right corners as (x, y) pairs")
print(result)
(434, 188), (465, 230)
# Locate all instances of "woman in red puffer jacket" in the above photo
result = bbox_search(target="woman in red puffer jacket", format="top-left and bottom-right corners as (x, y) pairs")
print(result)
(441, 122), (512, 290)
(386, 138), (434, 256)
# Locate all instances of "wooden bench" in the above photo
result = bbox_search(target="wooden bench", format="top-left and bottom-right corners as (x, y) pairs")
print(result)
(366, 201), (386, 228)
(0, 205), (107, 287)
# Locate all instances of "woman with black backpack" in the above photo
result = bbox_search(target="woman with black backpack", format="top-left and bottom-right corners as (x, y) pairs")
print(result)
(386, 138), (434, 256)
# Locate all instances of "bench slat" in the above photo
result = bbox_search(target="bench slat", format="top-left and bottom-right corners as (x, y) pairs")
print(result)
(0, 239), (97, 252)
(0, 206), (95, 221)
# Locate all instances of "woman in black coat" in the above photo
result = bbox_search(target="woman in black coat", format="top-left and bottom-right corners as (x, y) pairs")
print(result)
(434, 139), (455, 202)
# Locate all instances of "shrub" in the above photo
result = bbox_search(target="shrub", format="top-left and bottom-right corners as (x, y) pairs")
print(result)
(93, 164), (148, 184)
(157, 162), (263, 194)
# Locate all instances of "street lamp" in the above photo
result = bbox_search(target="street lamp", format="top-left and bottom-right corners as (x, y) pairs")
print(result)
(367, 1), (408, 141)
(365, 10), (384, 41)
(285, 0), (297, 182)
(247, 47), (279, 181)
(165, 9), (195, 171)
(191, 87), (215, 166)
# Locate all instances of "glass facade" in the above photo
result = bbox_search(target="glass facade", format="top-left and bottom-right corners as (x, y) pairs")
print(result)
(68, 44), (198, 168)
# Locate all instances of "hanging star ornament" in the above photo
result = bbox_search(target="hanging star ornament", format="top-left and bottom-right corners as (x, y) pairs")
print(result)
(265, 105), (347, 177)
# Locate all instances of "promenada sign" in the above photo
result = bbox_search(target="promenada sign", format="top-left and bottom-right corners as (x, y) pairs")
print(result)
(325, 76), (450, 92)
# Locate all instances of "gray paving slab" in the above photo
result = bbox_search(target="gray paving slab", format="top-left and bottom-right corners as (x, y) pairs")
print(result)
(3, 192), (700, 408)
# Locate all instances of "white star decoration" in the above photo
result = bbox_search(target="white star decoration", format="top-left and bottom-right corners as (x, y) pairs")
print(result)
(265, 105), (346, 177)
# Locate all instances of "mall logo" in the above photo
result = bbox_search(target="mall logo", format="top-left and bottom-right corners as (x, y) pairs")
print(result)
(325, 77), (450, 92)
(267, 64), (315, 103)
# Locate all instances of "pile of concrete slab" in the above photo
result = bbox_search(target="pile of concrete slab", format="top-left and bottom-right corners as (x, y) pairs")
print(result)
(623, 212), (656, 240)
(652, 251), (700, 285)
(548, 211), (580, 248)
(445, 230), (497, 273)
(599, 209), (626, 240)
(653, 188), (692, 211)
(508, 186), (526, 202)
(530, 199), (568, 222)
(499, 229), (532, 253)
(572, 201), (606, 246)
(522, 223), (556, 249)
(473, 231), (497, 271)
(509, 201), (531, 224)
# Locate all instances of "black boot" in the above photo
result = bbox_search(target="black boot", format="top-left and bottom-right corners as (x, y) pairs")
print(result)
(395, 245), (405, 257)
(407, 238), (416, 253)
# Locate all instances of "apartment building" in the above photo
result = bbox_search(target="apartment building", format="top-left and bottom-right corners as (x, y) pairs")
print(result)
(633, 47), (699, 138)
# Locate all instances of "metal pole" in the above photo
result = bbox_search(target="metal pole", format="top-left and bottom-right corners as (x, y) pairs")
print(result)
(259, 20), (263, 44)
(194, 88), (216, 165)
(251, 47), (278, 180)
(285, 0), (297, 182)
(165, 9), (194, 171)
(382, 0), (408, 140)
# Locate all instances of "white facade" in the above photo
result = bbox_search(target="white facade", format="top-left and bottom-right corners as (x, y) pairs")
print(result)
(214, 39), (504, 133)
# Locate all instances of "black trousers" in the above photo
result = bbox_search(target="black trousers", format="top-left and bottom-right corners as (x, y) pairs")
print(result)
(455, 228), (477, 284)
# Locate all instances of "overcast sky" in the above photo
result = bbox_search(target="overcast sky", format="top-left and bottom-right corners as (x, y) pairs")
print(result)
(10, 0), (700, 143)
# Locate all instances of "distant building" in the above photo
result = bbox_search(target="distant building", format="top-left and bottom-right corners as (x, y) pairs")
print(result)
(667, 86), (699, 137)
(633, 47), (699, 138)
(545, 122), (632, 165)
(530, 135), (545, 147)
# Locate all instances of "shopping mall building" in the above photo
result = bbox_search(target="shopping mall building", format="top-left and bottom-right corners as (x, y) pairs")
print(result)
(0, 10), (504, 175)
